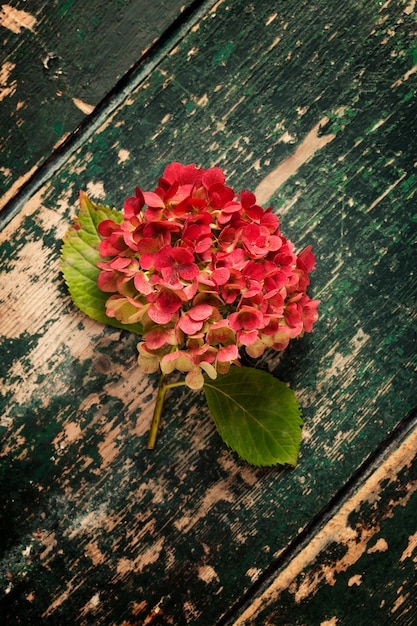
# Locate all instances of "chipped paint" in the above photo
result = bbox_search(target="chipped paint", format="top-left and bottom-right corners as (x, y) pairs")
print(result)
(367, 537), (388, 554)
(42, 577), (85, 617)
(53, 421), (82, 451)
(400, 531), (417, 562)
(369, 118), (388, 132)
(318, 327), (370, 387)
(85, 180), (106, 199)
(198, 564), (220, 584)
(255, 117), (336, 204)
(391, 63), (417, 88)
(365, 173), (407, 212)
(0, 60), (16, 100)
(72, 97), (95, 115)
(98, 420), (122, 467)
(1, 1), (416, 624)
(0, 4), (36, 33)
(117, 148), (130, 163)
(174, 481), (235, 532)
(234, 427), (417, 623)
(83, 540), (107, 565)
(115, 537), (165, 576)
(246, 567), (262, 583)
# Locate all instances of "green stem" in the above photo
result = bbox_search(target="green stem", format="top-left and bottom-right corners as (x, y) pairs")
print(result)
(146, 375), (187, 449)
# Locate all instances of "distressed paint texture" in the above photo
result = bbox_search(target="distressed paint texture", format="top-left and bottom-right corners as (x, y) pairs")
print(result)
(234, 426), (417, 625)
(0, 0), (416, 624)
(0, 0), (196, 207)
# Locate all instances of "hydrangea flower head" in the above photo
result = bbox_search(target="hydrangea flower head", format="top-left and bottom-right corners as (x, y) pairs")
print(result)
(97, 163), (319, 389)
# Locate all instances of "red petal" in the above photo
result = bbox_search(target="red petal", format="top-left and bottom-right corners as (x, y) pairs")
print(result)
(163, 162), (202, 185)
(157, 290), (183, 313)
(298, 245), (316, 272)
(98, 219), (119, 237)
(202, 167), (225, 189)
(240, 190), (256, 209)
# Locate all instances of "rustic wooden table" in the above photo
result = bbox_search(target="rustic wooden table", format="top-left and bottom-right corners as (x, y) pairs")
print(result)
(1, 1), (416, 624)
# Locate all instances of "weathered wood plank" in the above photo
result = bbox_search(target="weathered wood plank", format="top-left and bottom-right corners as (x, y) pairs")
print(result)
(0, 0), (195, 209)
(234, 421), (417, 625)
(1, 0), (416, 624)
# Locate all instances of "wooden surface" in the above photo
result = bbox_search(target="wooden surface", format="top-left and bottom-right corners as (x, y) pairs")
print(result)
(1, 0), (416, 624)
(0, 0), (195, 209)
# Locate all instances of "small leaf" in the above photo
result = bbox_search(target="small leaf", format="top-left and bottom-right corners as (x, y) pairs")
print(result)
(204, 366), (303, 466)
(61, 191), (143, 334)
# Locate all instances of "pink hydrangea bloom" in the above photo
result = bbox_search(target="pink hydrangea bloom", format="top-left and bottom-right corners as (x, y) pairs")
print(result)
(97, 163), (319, 388)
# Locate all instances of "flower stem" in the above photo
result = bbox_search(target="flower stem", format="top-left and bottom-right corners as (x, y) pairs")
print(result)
(146, 375), (186, 449)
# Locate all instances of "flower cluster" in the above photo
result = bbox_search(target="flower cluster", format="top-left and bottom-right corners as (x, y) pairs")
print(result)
(97, 163), (319, 388)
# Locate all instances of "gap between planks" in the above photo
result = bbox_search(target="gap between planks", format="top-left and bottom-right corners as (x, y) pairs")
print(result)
(0, 0), (220, 231)
(217, 405), (417, 626)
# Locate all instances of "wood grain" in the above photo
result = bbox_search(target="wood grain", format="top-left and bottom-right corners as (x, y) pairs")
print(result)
(234, 423), (417, 625)
(0, 0), (195, 208)
(1, 0), (416, 623)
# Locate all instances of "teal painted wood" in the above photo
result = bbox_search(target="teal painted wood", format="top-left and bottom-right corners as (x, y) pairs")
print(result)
(0, 0), (416, 624)
(0, 0), (195, 208)
(236, 425), (417, 625)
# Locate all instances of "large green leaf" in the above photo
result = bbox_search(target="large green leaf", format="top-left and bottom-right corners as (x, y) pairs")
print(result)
(204, 366), (303, 466)
(61, 191), (143, 334)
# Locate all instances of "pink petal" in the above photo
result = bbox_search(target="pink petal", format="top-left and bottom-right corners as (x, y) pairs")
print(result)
(188, 304), (213, 321)
(133, 272), (154, 295)
(137, 238), (161, 254)
(245, 204), (264, 221)
(178, 263), (200, 281)
(211, 267), (230, 285)
(139, 253), (156, 270)
(207, 322), (235, 345)
(145, 328), (172, 349)
(260, 212), (280, 232)
(143, 191), (165, 208)
(109, 256), (132, 270)
(237, 329), (258, 346)
(163, 162), (202, 185)
(178, 316), (203, 335)
(99, 238), (123, 257)
(217, 344), (239, 362)
(182, 280), (198, 301)
(157, 289), (183, 313)
(195, 237), (213, 253)
(229, 308), (263, 331)
(148, 305), (172, 324)
(123, 187), (145, 217)
(97, 271), (118, 292)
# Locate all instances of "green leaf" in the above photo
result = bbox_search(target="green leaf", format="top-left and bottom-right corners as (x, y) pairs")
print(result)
(204, 366), (303, 467)
(61, 191), (143, 335)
